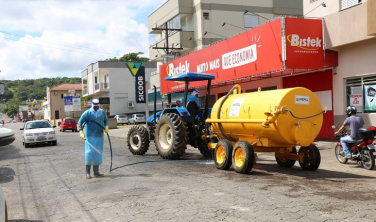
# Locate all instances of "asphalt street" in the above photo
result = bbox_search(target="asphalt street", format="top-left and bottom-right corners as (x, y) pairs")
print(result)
(0, 122), (376, 222)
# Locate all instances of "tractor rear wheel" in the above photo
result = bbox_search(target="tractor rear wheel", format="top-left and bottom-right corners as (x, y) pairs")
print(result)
(214, 139), (233, 170)
(275, 147), (297, 168)
(232, 141), (254, 174)
(155, 113), (188, 159)
(298, 144), (321, 171)
(127, 125), (150, 155)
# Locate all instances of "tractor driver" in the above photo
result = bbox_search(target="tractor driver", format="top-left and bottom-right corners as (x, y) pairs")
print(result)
(180, 89), (200, 109)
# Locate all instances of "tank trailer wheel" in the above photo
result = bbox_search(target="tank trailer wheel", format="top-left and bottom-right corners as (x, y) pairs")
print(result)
(232, 141), (255, 174)
(360, 149), (375, 170)
(155, 113), (188, 159)
(275, 147), (297, 168)
(214, 139), (233, 170)
(298, 144), (321, 171)
(334, 144), (348, 164)
(127, 125), (150, 155)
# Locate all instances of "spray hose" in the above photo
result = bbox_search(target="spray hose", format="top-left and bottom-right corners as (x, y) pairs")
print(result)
(285, 109), (325, 119)
(83, 121), (213, 173)
(81, 121), (114, 172)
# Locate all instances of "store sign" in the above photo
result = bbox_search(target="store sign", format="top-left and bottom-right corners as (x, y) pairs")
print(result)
(160, 18), (283, 94)
(285, 17), (324, 69)
(350, 94), (363, 106)
(64, 96), (81, 112)
(127, 62), (146, 103)
(160, 17), (324, 94)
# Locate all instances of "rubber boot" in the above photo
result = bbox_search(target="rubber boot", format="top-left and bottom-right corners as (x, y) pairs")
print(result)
(93, 165), (104, 178)
(85, 165), (92, 179)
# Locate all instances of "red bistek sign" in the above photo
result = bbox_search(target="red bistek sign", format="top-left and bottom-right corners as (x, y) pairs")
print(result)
(160, 17), (324, 94)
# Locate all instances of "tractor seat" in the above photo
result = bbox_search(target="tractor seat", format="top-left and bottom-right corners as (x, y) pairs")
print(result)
(186, 101), (199, 122)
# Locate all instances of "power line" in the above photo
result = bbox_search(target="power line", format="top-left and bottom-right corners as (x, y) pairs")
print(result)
(0, 31), (119, 56)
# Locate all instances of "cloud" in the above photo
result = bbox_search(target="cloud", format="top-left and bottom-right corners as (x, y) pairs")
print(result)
(0, 0), (166, 80)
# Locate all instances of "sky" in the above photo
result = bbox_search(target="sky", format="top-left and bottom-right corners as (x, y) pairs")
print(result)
(0, 0), (167, 80)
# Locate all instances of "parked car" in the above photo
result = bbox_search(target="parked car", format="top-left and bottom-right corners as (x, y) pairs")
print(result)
(129, 114), (146, 124)
(59, 118), (77, 132)
(0, 185), (7, 222)
(20, 120), (57, 148)
(114, 114), (129, 125)
(0, 128), (15, 147)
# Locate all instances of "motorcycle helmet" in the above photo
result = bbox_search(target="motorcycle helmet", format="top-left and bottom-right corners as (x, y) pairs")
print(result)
(346, 106), (357, 117)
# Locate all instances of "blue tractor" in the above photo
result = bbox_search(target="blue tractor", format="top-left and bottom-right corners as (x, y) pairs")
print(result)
(127, 72), (216, 159)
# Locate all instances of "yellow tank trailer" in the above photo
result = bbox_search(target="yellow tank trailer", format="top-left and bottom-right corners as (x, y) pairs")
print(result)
(205, 85), (325, 174)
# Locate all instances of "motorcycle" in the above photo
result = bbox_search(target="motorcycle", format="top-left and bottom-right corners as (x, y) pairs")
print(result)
(333, 125), (375, 170)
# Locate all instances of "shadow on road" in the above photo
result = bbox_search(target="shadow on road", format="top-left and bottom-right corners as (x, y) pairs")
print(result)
(0, 166), (15, 183)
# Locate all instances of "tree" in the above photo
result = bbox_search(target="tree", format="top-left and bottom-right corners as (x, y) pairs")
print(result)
(105, 52), (149, 62)
(2, 98), (20, 118)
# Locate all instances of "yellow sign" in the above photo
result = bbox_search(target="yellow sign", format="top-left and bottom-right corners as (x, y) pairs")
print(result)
(31, 102), (39, 110)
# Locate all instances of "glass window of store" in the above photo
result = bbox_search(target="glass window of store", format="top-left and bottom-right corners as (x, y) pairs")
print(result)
(346, 76), (376, 113)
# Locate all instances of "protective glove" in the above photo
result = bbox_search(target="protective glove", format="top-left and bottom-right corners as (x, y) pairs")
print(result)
(104, 125), (109, 134)
(79, 130), (85, 140)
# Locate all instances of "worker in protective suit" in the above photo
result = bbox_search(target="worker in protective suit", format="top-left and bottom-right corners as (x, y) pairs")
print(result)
(180, 89), (200, 109)
(78, 99), (109, 179)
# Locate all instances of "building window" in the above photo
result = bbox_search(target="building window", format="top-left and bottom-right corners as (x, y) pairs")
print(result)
(167, 14), (193, 36)
(61, 93), (66, 99)
(341, 0), (362, 10)
(203, 12), (209, 20)
(244, 14), (259, 28)
(346, 75), (376, 113)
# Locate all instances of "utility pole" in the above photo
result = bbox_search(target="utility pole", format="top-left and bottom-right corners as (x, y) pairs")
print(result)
(152, 23), (183, 103)
(152, 23), (183, 57)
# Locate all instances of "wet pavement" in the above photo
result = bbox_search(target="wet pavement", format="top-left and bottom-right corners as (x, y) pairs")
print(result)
(0, 122), (375, 222)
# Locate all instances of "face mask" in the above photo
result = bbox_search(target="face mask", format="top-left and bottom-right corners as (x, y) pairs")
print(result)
(93, 107), (99, 111)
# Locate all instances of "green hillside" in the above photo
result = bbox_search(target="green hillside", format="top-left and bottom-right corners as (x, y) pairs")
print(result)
(1, 77), (82, 118)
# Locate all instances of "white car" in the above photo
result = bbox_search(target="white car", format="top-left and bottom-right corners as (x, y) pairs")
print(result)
(114, 114), (129, 125)
(129, 114), (146, 124)
(20, 120), (57, 148)
(0, 185), (7, 222)
(0, 128), (15, 147)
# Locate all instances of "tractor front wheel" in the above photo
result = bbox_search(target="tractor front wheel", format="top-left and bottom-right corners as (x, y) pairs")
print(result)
(214, 139), (233, 170)
(298, 144), (321, 171)
(232, 141), (255, 174)
(155, 113), (188, 159)
(127, 125), (150, 155)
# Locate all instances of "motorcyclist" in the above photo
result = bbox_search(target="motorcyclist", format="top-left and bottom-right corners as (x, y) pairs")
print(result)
(77, 99), (109, 179)
(335, 106), (364, 159)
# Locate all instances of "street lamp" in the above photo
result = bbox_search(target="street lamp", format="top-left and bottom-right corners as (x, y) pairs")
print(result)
(222, 22), (247, 31)
(204, 31), (227, 38)
(304, 2), (326, 17)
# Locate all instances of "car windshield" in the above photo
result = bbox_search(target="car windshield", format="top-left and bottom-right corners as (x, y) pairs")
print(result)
(26, 121), (51, 129)
(118, 115), (127, 118)
(136, 114), (144, 117)
(65, 119), (75, 123)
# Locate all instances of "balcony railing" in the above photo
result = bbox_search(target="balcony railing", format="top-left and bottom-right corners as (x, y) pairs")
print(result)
(101, 82), (110, 89)
(94, 83), (100, 90)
